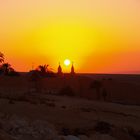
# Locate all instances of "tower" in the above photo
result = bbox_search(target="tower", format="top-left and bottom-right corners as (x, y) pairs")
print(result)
(57, 63), (63, 75)
(71, 62), (75, 75)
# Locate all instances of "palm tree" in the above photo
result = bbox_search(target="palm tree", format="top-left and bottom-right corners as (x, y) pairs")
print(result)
(0, 52), (4, 63)
(37, 64), (49, 77)
(1, 63), (12, 75)
(37, 64), (55, 77)
(38, 64), (49, 73)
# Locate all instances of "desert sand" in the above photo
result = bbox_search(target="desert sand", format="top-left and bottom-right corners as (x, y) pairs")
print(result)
(0, 74), (140, 140)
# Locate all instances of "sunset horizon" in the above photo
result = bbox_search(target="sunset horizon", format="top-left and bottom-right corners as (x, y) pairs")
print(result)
(0, 1), (140, 139)
(0, 0), (140, 73)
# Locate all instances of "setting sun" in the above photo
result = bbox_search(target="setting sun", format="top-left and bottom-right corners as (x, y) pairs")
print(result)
(0, 1), (140, 137)
(64, 59), (71, 66)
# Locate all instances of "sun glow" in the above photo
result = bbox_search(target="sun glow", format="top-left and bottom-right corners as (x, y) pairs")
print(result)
(38, 18), (95, 72)
(64, 59), (71, 66)
(0, 0), (140, 73)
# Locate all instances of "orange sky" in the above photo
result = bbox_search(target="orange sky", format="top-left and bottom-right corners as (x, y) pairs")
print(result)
(0, 0), (140, 73)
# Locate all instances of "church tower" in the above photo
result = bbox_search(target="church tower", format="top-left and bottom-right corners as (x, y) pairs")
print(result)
(71, 62), (75, 75)
(57, 63), (63, 75)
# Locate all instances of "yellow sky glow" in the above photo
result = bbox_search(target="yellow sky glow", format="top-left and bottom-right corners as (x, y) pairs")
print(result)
(0, 0), (140, 73)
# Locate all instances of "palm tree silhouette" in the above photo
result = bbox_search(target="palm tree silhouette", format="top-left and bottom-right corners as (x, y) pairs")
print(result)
(0, 52), (4, 63)
(38, 65), (49, 73)
(1, 63), (13, 75)
(37, 64), (54, 77)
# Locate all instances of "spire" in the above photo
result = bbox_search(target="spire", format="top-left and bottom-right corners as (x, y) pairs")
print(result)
(57, 62), (62, 75)
(71, 62), (75, 75)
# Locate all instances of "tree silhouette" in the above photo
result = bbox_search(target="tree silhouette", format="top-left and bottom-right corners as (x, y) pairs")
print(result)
(1, 63), (13, 75)
(37, 64), (55, 77)
(0, 52), (4, 63)
(90, 80), (102, 100)
(0, 52), (19, 76)
(38, 64), (49, 74)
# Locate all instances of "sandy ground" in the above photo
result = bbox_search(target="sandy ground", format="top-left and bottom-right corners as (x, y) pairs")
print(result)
(0, 74), (140, 139)
(0, 94), (139, 140)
